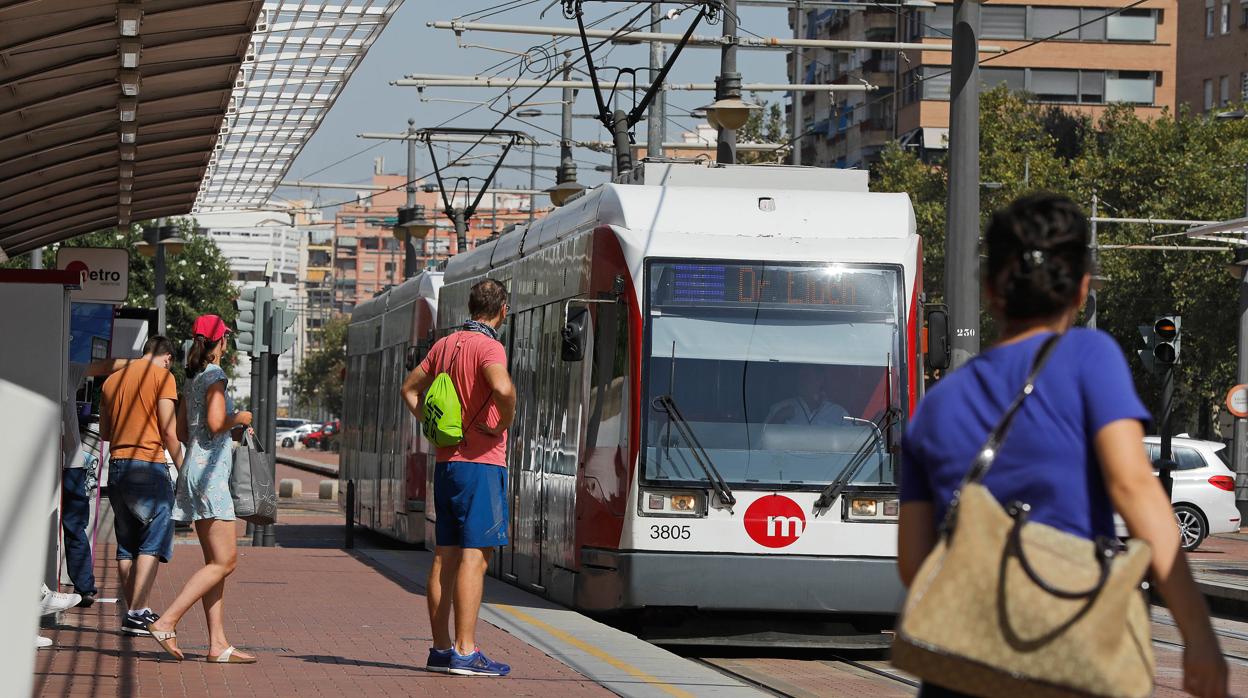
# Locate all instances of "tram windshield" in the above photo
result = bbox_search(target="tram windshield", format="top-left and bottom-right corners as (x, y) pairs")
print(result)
(642, 261), (904, 489)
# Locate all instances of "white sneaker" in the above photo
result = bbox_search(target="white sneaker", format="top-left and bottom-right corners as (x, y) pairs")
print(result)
(36, 636), (52, 649)
(39, 585), (81, 616)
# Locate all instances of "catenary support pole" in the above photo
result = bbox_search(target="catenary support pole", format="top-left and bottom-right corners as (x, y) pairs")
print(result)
(1088, 193), (1098, 330)
(453, 209), (468, 255)
(791, 0), (802, 165)
(1236, 164), (1248, 518)
(717, 0), (739, 165)
(528, 145), (536, 225)
(943, 0), (981, 368)
(648, 3), (665, 158)
(404, 118), (420, 278)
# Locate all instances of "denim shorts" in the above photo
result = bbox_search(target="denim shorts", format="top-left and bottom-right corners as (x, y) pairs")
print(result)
(107, 458), (175, 563)
(434, 462), (509, 549)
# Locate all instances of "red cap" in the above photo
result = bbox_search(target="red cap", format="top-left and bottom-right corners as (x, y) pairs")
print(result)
(192, 314), (231, 342)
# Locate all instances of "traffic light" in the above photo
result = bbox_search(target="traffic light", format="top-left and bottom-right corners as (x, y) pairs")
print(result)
(1138, 314), (1181, 373)
(235, 285), (273, 356)
(269, 300), (299, 355)
(1153, 315), (1181, 366)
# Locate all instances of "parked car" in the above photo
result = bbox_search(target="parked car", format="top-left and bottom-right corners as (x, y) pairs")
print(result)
(301, 420), (340, 451)
(1114, 436), (1240, 552)
(277, 423), (321, 448)
(276, 417), (310, 431)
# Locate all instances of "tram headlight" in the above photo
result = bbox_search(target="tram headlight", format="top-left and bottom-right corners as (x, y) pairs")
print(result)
(845, 496), (901, 522)
(851, 499), (878, 517)
(641, 489), (705, 517)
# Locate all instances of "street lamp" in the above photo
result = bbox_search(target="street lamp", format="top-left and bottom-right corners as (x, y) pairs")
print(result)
(135, 222), (186, 335)
(394, 204), (436, 241)
(545, 180), (586, 207)
(700, 96), (761, 131)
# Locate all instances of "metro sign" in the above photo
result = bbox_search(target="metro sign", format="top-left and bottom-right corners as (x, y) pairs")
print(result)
(744, 494), (806, 548)
(57, 248), (129, 303)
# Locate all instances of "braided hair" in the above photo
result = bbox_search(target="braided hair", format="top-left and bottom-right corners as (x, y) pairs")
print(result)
(985, 193), (1090, 321)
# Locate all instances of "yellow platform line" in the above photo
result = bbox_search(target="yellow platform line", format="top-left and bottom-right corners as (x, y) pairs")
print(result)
(493, 603), (696, 698)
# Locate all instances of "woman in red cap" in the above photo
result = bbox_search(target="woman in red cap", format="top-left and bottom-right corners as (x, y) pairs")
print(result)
(148, 314), (255, 663)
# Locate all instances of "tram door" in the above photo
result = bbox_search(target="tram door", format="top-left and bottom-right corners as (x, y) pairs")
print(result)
(510, 305), (546, 589)
(502, 311), (528, 582)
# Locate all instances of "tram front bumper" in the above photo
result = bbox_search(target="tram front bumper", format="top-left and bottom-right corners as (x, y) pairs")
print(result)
(577, 548), (905, 615)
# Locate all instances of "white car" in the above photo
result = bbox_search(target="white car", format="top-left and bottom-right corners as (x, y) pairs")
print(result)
(277, 423), (320, 448)
(1114, 436), (1240, 552)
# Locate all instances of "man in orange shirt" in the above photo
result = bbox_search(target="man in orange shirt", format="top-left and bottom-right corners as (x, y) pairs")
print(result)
(99, 336), (182, 636)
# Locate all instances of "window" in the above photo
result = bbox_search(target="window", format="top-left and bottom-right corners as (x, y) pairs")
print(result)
(924, 4), (953, 38)
(1242, 0), (1248, 28)
(1222, 75), (1232, 105)
(362, 262), (375, 273)
(341, 216), (357, 226)
(1030, 7), (1080, 39)
(1031, 69), (1079, 103)
(1208, 0), (1217, 36)
(1080, 70), (1105, 103)
(981, 67), (1025, 92)
(1105, 71), (1155, 104)
(1175, 447), (1208, 471)
(1080, 8), (1107, 40)
(1224, 0), (1232, 32)
(1107, 9), (1158, 41)
(1205, 79), (1216, 110)
(983, 5), (1026, 39)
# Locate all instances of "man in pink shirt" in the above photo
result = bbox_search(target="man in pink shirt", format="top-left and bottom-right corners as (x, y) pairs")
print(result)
(401, 278), (516, 677)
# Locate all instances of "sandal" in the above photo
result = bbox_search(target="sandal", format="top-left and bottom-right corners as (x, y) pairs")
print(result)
(207, 646), (256, 664)
(149, 628), (184, 661)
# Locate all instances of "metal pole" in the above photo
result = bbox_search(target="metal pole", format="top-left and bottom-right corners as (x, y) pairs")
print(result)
(404, 118), (420, 279)
(791, 0), (803, 165)
(559, 57), (578, 186)
(717, 0), (740, 165)
(155, 242), (167, 336)
(453, 209), (468, 254)
(1160, 365), (1176, 498)
(30, 248), (42, 270)
(249, 353), (264, 547)
(528, 145), (537, 225)
(647, 3), (665, 158)
(943, 0), (981, 368)
(262, 352), (278, 547)
(1088, 193), (1098, 330)
(611, 109), (632, 176)
(1236, 165), (1248, 518)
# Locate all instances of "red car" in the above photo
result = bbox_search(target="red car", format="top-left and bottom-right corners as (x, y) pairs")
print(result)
(301, 420), (340, 451)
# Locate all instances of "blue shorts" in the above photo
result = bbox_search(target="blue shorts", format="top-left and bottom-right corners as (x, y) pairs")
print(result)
(433, 461), (509, 548)
(107, 458), (175, 563)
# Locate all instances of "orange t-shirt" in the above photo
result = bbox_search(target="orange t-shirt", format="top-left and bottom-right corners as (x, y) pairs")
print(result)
(100, 360), (178, 463)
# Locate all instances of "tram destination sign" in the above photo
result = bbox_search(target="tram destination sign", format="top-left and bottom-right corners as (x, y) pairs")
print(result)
(657, 262), (892, 310)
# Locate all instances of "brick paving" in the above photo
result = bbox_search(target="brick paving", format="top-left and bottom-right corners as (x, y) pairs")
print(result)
(33, 500), (610, 697)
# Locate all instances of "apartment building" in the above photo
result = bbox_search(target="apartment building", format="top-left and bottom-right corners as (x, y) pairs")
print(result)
(1176, 0), (1248, 112)
(331, 174), (544, 313)
(789, 0), (1177, 166)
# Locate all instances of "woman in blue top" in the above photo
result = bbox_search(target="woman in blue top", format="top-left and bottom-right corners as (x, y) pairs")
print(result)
(898, 194), (1225, 697)
(148, 315), (255, 663)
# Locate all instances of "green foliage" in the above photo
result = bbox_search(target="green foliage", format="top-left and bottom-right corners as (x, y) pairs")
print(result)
(873, 88), (1248, 436)
(737, 95), (787, 165)
(4, 219), (239, 389)
(292, 315), (348, 418)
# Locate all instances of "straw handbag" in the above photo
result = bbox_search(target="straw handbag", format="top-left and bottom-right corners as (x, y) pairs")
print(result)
(892, 335), (1154, 698)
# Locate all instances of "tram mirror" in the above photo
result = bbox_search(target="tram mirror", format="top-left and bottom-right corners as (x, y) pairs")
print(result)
(562, 306), (590, 362)
(926, 305), (951, 371)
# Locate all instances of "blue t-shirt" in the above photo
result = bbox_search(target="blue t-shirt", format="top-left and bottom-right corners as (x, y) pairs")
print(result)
(900, 328), (1151, 541)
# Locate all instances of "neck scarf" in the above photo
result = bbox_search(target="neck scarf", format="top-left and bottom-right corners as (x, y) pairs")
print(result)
(463, 319), (499, 341)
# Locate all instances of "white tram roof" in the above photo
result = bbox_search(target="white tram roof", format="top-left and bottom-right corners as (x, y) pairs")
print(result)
(385, 270), (443, 311)
(444, 161), (916, 282)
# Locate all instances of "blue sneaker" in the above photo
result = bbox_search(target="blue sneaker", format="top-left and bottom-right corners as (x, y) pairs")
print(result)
(448, 649), (511, 676)
(426, 647), (452, 673)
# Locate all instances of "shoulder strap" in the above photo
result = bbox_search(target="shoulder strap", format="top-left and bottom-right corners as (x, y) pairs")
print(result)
(960, 333), (1063, 488)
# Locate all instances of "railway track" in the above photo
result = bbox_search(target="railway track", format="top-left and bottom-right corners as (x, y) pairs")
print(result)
(690, 651), (918, 697)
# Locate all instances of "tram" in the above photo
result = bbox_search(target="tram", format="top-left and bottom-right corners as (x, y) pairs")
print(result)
(341, 271), (442, 544)
(421, 161), (923, 645)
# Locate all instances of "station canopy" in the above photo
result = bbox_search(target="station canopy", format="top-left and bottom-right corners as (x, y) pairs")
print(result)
(0, 0), (401, 258)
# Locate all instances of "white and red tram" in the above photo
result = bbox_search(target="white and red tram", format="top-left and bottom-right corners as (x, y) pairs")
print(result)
(347, 161), (922, 644)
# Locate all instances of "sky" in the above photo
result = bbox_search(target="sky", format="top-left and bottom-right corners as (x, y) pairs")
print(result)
(270, 1), (794, 214)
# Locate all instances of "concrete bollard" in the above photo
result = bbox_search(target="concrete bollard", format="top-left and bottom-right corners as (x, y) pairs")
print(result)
(278, 478), (303, 498)
(319, 480), (338, 500)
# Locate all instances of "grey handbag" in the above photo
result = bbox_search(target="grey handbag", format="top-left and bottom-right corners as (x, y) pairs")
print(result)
(230, 430), (277, 525)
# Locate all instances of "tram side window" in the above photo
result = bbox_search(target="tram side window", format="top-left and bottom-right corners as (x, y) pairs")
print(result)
(586, 303), (629, 449)
(364, 353), (381, 453)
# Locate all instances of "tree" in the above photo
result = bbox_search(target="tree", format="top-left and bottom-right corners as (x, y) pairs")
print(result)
(873, 87), (1247, 437)
(292, 315), (348, 418)
(737, 95), (787, 164)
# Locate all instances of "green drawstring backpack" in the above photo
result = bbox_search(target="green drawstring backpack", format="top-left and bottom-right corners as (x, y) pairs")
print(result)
(422, 337), (466, 447)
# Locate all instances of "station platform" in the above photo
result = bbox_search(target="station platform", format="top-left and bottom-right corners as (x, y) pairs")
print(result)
(31, 467), (762, 698)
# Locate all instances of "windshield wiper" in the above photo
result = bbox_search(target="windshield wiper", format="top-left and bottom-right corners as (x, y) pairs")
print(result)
(815, 408), (899, 510)
(652, 394), (737, 507)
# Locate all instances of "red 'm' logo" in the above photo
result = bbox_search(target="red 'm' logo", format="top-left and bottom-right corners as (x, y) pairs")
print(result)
(743, 494), (806, 548)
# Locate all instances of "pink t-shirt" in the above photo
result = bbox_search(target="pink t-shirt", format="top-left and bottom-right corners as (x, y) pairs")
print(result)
(420, 330), (509, 466)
